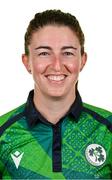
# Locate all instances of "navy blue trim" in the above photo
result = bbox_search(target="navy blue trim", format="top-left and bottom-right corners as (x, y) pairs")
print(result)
(0, 112), (25, 137)
(83, 107), (112, 132)
(52, 123), (62, 172)
(24, 89), (83, 127)
(0, 172), (2, 179)
(71, 90), (83, 122)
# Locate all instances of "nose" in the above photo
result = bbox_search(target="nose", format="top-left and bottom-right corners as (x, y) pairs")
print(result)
(52, 55), (62, 72)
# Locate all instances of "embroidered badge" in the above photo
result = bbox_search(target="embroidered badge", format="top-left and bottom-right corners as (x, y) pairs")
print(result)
(85, 144), (106, 166)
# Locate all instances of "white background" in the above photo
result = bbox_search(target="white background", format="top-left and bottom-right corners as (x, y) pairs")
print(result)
(0, 0), (112, 116)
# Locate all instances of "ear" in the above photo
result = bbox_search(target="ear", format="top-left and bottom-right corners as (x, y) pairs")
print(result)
(80, 52), (87, 71)
(22, 54), (32, 74)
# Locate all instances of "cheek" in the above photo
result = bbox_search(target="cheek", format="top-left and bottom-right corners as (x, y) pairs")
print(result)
(32, 62), (47, 75)
(67, 61), (81, 73)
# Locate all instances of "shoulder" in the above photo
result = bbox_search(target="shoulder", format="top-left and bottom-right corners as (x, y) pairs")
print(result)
(0, 104), (26, 127)
(83, 103), (112, 125)
(83, 103), (112, 117)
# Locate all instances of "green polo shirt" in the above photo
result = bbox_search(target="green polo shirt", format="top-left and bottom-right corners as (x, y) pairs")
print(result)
(0, 90), (112, 179)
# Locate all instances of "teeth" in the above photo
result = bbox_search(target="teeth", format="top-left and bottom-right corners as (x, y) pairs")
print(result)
(47, 75), (65, 81)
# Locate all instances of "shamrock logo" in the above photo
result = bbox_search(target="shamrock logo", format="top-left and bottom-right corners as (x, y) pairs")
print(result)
(85, 144), (106, 166)
(89, 146), (104, 162)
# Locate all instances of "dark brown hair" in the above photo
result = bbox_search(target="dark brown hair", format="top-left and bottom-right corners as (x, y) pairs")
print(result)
(24, 9), (85, 55)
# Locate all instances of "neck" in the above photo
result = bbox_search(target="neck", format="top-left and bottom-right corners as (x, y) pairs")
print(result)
(33, 89), (76, 124)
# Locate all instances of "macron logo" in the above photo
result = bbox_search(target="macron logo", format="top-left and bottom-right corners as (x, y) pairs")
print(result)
(11, 151), (24, 169)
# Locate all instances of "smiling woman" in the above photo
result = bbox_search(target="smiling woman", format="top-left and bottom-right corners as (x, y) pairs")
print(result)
(0, 9), (112, 180)
(22, 25), (87, 107)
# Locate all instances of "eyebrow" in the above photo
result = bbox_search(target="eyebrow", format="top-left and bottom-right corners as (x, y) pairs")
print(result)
(61, 46), (77, 50)
(35, 46), (52, 50)
(35, 46), (77, 51)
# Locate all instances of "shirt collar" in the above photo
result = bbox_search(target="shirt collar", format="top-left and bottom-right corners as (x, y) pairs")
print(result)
(24, 90), (83, 128)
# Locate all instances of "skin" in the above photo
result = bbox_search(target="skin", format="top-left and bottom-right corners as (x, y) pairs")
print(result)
(22, 25), (87, 124)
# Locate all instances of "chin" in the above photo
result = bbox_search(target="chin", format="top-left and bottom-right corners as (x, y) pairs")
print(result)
(46, 92), (65, 99)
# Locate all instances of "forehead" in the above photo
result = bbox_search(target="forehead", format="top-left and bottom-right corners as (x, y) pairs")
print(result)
(30, 25), (80, 47)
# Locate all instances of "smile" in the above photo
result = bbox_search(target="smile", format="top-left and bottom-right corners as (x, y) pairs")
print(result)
(45, 75), (67, 82)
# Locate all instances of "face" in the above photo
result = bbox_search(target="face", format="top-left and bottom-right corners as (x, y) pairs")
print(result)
(22, 25), (87, 99)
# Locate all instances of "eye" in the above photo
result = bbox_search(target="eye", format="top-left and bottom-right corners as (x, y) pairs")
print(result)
(38, 52), (50, 56)
(63, 52), (74, 56)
